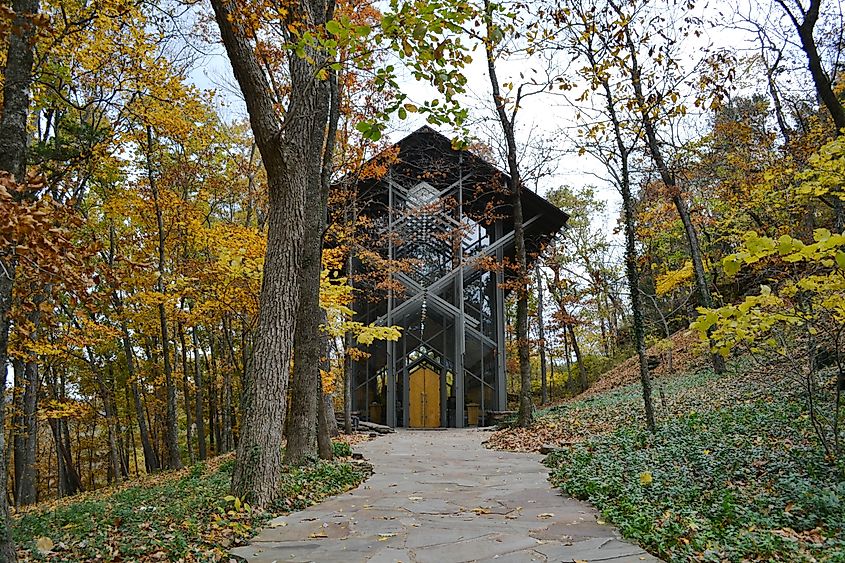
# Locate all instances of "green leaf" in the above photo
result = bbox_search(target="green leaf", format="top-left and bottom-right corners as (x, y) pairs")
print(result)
(325, 20), (341, 35)
(777, 235), (794, 255)
(413, 22), (426, 41)
(723, 255), (741, 277)
(814, 228), (832, 242)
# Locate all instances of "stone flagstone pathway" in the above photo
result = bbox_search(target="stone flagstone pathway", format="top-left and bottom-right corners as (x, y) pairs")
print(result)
(231, 429), (660, 563)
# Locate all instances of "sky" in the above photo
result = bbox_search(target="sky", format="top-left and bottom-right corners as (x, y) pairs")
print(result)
(186, 0), (808, 250)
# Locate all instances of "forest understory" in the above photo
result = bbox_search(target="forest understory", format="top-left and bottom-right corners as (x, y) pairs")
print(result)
(12, 437), (371, 562)
(490, 337), (845, 562)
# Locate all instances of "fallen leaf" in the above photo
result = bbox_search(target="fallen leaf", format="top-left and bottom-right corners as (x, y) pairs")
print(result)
(309, 531), (328, 539)
(378, 533), (396, 541)
(471, 507), (491, 514)
(36, 537), (54, 555)
(538, 513), (554, 519)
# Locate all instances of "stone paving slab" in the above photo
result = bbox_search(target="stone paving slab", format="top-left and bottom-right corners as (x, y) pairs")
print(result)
(231, 429), (661, 563)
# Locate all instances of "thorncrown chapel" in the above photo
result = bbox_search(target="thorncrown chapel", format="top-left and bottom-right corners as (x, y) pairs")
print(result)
(341, 126), (568, 428)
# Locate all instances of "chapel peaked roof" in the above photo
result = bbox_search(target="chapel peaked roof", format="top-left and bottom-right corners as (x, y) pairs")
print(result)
(361, 125), (569, 235)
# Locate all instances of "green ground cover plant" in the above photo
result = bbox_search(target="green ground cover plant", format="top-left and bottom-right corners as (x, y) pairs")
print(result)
(543, 365), (845, 561)
(14, 448), (368, 562)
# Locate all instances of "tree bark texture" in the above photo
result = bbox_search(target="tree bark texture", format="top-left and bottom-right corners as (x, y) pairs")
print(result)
(193, 327), (208, 460)
(145, 125), (182, 470)
(484, 0), (533, 427)
(210, 0), (332, 505)
(285, 59), (336, 465)
(536, 266), (548, 405)
(0, 0), (40, 557)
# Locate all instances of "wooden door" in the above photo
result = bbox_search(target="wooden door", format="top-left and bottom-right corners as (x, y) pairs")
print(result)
(409, 367), (440, 428)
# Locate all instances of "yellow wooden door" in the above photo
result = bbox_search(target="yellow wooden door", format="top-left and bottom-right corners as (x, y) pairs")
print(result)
(409, 367), (440, 428)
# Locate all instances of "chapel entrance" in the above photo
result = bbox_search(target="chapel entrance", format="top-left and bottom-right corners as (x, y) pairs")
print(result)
(408, 366), (440, 428)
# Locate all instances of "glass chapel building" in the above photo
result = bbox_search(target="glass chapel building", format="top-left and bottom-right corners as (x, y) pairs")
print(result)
(344, 126), (568, 428)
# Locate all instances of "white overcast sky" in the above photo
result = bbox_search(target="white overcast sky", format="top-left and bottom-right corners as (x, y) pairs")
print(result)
(189, 0), (809, 245)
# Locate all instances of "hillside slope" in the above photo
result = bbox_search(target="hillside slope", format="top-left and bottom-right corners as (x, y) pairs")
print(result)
(487, 349), (845, 561)
(489, 330), (708, 452)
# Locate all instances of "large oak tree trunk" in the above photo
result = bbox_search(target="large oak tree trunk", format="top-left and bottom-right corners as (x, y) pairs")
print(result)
(286, 61), (337, 465)
(0, 0), (41, 557)
(210, 0), (332, 506)
(284, 177), (327, 462)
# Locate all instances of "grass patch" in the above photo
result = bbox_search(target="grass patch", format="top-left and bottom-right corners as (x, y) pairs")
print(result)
(14, 452), (369, 562)
(543, 365), (845, 561)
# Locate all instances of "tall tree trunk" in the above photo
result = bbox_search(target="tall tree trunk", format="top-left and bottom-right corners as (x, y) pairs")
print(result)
(145, 126), (182, 470)
(568, 324), (588, 393)
(485, 0), (533, 427)
(774, 0), (845, 134)
(285, 62), (335, 465)
(16, 351), (39, 506)
(121, 325), (159, 473)
(47, 369), (82, 497)
(12, 360), (24, 502)
(324, 392), (339, 437)
(776, 0), (844, 228)
(596, 66), (656, 431)
(14, 283), (46, 507)
(563, 328), (573, 395)
(615, 9), (724, 375)
(124, 385), (139, 477)
(343, 335), (354, 434)
(316, 339), (334, 461)
(536, 266), (548, 405)
(317, 310), (336, 459)
(208, 331), (221, 453)
(0, 0), (40, 557)
(343, 194), (356, 435)
(210, 0), (332, 505)
(221, 316), (237, 452)
(285, 274), (322, 463)
(102, 364), (123, 484)
(178, 323), (195, 464)
(761, 46), (791, 144)
(192, 327), (207, 460)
